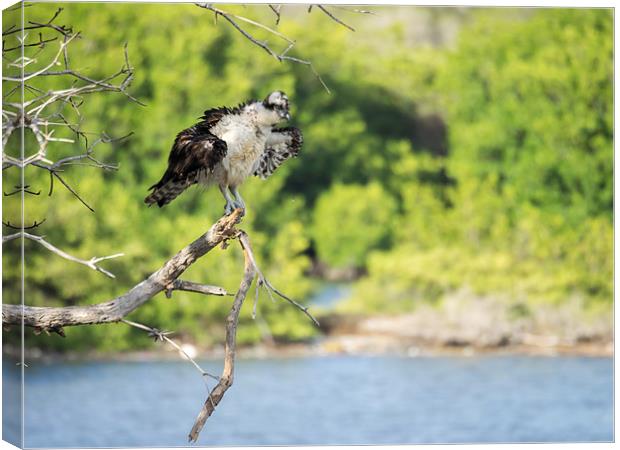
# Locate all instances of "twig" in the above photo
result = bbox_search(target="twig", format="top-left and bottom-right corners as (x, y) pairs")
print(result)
(2, 218), (46, 230)
(195, 3), (331, 93)
(51, 172), (94, 211)
(315, 5), (355, 32)
(165, 280), (228, 298)
(269, 4), (282, 25)
(3, 185), (41, 196)
(2, 33), (57, 52)
(3, 232), (122, 278)
(239, 232), (320, 327)
(121, 319), (219, 381)
(197, 4), (280, 60)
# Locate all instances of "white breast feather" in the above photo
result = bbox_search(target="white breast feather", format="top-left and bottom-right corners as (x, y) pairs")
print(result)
(207, 105), (269, 187)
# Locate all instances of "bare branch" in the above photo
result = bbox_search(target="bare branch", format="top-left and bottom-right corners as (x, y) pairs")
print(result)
(3, 185), (41, 196)
(3, 232), (123, 278)
(188, 230), (257, 443)
(331, 5), (375, 15)
(165, 280), (229, 298)
(197, 4), (280, 60)
(2, 218), (46, 230)
(50, 132), (131, 171)
(3, 210), (318, 443)
(2, 7), (141, 187)
(315, 5), (355, 32)
(195, 3), (331, 93)
(2, 7), (63, 36)
(279, 55), (330, 94)
(240, 232), (320, 326)
(2, 33), (57, 52)
(269, 4), (282, 25)
(51, 171), (95, 212)
(121, 319), (219, 381)
(3, 32), (80, 82)
(2, 210), (243, 329)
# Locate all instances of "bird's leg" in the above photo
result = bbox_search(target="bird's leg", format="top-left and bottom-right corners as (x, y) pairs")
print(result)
(230, 186), (246, 214)
(219, 184), (236, 215)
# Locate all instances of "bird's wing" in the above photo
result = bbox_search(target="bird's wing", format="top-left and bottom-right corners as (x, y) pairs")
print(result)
(145, 126), (227, 207)
(253, 127), (303, 179)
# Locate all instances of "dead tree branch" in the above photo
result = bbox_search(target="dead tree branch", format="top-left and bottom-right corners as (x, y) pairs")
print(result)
(3, 210), (319, 443)
(121, 319), (220, 381)
(268, 4), (282, 25)
(165, 280), (229, 298)
(315, 5), (355, 32)
(3, 232), (123, 278)
(188, 230), (256, 443)
(195, 3), (332, 93)
(1, 209), (243, 330)
(2, 7), (140, 274)
(2, 218), (46, 230)
(2, 7), (140, 176)
(243, 232), (319, 326)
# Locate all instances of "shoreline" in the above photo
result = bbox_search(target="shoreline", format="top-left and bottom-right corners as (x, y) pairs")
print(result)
(4, 336), (612, 364)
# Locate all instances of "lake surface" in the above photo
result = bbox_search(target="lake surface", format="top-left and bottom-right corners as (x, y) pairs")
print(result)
(307, 282), (352, 308)
(3, 354), (613, 447)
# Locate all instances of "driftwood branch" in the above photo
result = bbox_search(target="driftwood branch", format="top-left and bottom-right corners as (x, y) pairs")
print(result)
(187, 230), (318, 442)
(188, 230), (256, 443)
(1, 210), (243, 330)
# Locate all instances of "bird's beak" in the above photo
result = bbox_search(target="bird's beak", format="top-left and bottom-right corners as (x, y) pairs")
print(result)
(281, 111), (291, 121)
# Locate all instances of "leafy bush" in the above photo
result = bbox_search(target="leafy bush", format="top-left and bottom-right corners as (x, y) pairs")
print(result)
(312, 183), (397, 268)
(3, 6), (612, 352)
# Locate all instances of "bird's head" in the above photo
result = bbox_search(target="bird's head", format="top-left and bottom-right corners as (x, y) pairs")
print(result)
(262, 91), (290, 123)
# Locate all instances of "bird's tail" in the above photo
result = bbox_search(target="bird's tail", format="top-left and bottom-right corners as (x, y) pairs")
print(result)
(144, 179), (190, 207)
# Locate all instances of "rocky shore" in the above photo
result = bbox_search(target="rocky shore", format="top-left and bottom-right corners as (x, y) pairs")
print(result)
(8, 323), (612, 364)
(314, 292), (613, 358)
(6, 292), (613, 362)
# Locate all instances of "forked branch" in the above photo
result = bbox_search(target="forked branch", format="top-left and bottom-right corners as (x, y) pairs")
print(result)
(2, 211), (319, 443)
(2, 6), (140, 277)
(3, 232), (123, 278)
(2, 210), (243, 330)
(195, 3), (332, 93)
(188, 230), (257, 443)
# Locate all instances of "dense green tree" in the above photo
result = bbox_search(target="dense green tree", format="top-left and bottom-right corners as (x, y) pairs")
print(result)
(2, 5), (612, 352)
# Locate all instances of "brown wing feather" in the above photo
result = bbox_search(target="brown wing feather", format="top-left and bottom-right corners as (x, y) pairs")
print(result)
(254, 127), (303, 179)
(145, 125), (227, 207)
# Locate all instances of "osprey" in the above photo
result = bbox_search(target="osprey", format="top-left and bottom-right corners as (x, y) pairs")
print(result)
(145, 91), (302, 214)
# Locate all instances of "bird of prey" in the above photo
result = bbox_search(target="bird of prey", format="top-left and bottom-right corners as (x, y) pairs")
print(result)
(145, 91), (303, 214)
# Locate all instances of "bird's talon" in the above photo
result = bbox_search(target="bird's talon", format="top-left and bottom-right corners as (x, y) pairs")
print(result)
(231, 202), (246, 216)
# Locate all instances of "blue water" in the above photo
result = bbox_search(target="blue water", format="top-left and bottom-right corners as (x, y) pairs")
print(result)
(3, 355), (613, 447)
(308, 282), (351, 308)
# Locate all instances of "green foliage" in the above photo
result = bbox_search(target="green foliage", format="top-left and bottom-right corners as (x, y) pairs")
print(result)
(438, 9), (613, 219)
(312, 183), (397, 268)
(342, 8), (613, 315)
(2, 5), (612, 352)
